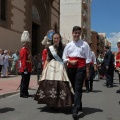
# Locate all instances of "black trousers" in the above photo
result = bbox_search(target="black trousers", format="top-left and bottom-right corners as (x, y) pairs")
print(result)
(20, 72), (31, 96)
(86, 65), (95, 91)
(0, 65), (3, 73)
(37, 68), (42, 81)
(118, 73), (120, 85)
(67, 67), (86, 114)
(105, 67), (114, 85)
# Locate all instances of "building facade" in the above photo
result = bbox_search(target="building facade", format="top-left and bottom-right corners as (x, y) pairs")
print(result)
(0, 0), (60, 55)
(91, 31), (98, 56)
(91, 31), (105, 57)
(60, 0), (92, 44)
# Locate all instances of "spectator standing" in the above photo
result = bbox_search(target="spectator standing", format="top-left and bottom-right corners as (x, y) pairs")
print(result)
(11, 50), (20, 75)
(36, 54), (42, 83)
(0, 49), (4, 77)
(7, 50), (12, 75)
(1, 50), (9, 78)
(32, 55), (38, 74)
(103, 45), (114, 87)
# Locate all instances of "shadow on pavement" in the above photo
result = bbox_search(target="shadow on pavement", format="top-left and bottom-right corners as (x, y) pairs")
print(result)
(1, 75), (20, 79)
(82, 90), (102, 93)
(73, 107), (103, 120)
(91, 90), (102, 93)
(28, 94), (35, 98)
(93, 79), (100, 82)
(103, 84), (118, 87)
(38, 106), (72, 114)
(0, 107), (15, 113)
(112, 84), (118, 87)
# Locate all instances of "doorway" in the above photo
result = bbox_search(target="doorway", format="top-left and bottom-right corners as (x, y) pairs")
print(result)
(32, 22), (40, 56)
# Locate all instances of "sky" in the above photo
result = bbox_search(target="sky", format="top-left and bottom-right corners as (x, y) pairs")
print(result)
(91, 0), (120, 52)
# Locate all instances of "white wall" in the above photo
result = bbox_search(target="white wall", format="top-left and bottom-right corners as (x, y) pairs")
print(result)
(0, 27), (22, 52)
(60, 0), (82, 42)
(11, 0), (26, 32)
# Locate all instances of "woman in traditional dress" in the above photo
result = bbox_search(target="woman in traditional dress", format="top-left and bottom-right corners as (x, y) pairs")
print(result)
(34, 32), (74, 108)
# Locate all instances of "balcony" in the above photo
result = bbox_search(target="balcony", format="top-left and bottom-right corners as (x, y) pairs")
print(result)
(82, 27), (87, 33)
(82, 10), (87, 20)
(82, 22), (87, 30)
(82, 0), (88, 9)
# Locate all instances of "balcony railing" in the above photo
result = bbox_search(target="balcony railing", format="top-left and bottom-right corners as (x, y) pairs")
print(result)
(82, 0), (88, 9)
(83, 22), (87, 29)
(82, 10), (87, 20)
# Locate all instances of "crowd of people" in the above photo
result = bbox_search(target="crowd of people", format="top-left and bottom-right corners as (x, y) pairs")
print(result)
(1, 26), (120, 119)
(0, 49), (20, 77)
(0, 48), (42, 79)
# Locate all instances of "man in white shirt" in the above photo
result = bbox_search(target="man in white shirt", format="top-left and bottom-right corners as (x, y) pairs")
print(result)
(62, 26), (91, 118)
(11, 50), (19, 75)
(85, 44), (97, 92)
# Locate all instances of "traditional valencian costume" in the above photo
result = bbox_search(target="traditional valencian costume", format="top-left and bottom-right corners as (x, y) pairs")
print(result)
(115, 38), (120, 93)
(62, 26), (91, 116)
(34, 45), (74, 107)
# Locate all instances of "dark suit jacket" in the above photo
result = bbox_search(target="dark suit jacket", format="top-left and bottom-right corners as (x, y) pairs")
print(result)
(103, 50), (114, 68)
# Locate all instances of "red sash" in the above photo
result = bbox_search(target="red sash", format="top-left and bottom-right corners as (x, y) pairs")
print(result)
(116, 52), (120, 67)
(68, 57), (86, 68)
(90, 61), (93, 65)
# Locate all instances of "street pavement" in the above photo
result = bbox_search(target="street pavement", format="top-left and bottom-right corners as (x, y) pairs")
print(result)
(0, 73), (120, 120)
(0, 75), (38, 98)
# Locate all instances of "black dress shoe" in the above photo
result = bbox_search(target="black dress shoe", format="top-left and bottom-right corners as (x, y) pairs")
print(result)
(85, 90), (89, 93)
(78, 107), (82, 111)
(20, 94), (28, 98)
(72, 113), (78, 118)
(108, 85), (113, 87)
(90, 88), (93, 92)
(116, 90), (120, 93)
(106, 84), (109, 86)
(50, 107), (59, 111)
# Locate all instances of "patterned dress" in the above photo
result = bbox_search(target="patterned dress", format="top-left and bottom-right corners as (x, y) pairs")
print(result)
(34, 45), (74, 107)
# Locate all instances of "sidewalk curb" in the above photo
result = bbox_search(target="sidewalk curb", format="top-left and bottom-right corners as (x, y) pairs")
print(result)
(0, 91), (20, 99)
(0, 86), (38, 99)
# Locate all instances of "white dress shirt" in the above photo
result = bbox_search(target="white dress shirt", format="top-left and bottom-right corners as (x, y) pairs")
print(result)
(62, 39), (91, 64)
(91, 51), (97, 64)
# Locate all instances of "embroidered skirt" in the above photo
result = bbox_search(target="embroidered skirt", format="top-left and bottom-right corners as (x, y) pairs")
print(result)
(34, 60), (74, 107)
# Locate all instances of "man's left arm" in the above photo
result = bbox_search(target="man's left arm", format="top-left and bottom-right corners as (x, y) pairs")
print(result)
(85, 43), (92, 79)
(93, 52), (97, 71)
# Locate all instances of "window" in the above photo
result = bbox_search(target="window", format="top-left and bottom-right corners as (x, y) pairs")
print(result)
(32, 5), (40, 21)
(54, 24), (57, 32)
(0, 0), (6, 21)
